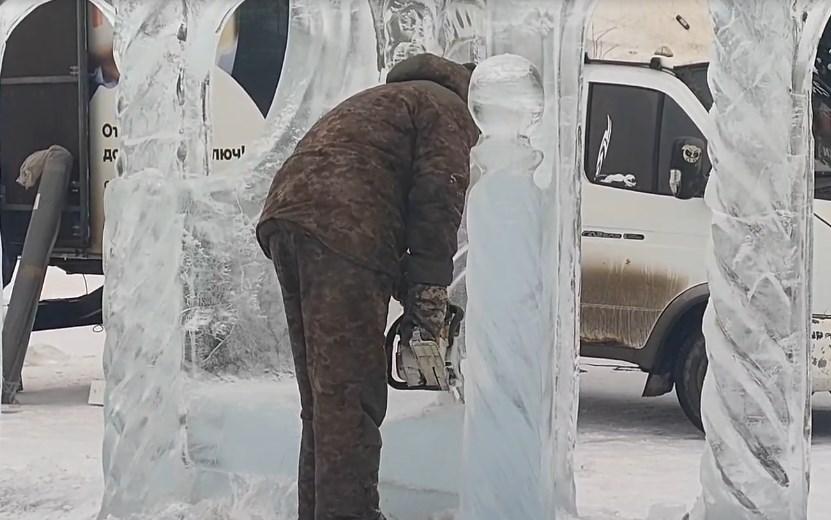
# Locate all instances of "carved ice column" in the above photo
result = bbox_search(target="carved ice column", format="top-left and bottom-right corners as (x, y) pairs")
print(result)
(459, 54), (546, 519)
(539, 4), (597, 516)
(691, 2), (830, 519)
(460, 2), (596, 514)
(100, 1), (218, 516)
(458, 2), (595, 518)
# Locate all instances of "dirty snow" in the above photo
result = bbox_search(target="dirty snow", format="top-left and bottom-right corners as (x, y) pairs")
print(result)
(4, 269), (831, 519)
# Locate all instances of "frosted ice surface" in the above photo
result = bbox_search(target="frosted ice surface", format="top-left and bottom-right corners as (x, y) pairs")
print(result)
(367, 0), (485, 77)
(690, 1), (826, 518)
(468, 55), (544, 137)
(100, 2), (211, 513)
(459, 54), (549, 520)
(99, 1), (389, 518)
(457, 2), (595, 518)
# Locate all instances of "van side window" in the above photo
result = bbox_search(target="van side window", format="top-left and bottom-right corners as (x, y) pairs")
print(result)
(585, 83), (708, 197)
(814, 93), (831, 200)
(585, 84), (660, 192)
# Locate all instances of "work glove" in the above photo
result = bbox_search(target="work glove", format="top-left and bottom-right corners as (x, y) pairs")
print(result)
(399, 284), (448, 345)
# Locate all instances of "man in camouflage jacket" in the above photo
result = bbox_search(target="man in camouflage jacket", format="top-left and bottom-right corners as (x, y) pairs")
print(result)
(257, 53), (478, 520)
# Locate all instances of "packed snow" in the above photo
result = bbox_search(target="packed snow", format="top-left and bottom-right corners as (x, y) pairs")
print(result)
(5, 270), (831, 519)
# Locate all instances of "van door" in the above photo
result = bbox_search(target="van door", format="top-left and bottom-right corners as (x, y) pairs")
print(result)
(580, 68), (710, 352)
(0, 0), (90, 259)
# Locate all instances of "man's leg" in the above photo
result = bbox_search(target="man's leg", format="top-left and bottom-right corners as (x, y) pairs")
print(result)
(269, 230), (316, 520)
(294, 234), (392, 520)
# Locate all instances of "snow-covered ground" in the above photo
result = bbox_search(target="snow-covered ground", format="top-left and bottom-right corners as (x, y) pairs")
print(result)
(4, 269), (831, 519)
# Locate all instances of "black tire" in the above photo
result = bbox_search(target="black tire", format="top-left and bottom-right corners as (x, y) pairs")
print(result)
(674, 327), (707, 432)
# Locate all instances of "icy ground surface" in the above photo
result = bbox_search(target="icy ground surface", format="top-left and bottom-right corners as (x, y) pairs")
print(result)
(4, 270), (831, 519)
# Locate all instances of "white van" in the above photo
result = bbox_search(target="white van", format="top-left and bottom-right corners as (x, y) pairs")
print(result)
(575, 57), (831, 430)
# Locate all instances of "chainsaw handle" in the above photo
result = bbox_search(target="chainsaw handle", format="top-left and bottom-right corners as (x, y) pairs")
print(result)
(385, 314), (411, 390)
(385, 303), (464, 391)
(446, 303), (464, 339)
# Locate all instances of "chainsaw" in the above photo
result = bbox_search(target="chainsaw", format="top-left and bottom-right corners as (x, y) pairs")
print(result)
(385, 303), (465, 399)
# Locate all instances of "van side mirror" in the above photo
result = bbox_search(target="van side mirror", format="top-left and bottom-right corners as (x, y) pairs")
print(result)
(669, 137), (708, 199)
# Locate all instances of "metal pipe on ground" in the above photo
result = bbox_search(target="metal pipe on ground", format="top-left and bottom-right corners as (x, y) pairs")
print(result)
(1, 145), (72, 404)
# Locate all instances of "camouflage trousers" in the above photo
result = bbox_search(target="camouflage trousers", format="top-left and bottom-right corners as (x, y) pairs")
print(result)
(268, 223), (392, 520)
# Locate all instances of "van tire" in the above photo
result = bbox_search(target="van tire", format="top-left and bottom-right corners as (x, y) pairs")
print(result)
(674, 328), (707, 432)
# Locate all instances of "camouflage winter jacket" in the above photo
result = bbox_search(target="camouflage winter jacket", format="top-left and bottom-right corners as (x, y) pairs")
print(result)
(257, 53), (479, 288)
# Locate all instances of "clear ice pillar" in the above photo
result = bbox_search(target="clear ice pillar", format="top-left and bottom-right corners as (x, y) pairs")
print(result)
(691, 2), (830, 518)
(458, 2), (596, 518)
(459, 54), (547, 519)
(100, 1), (218, 517)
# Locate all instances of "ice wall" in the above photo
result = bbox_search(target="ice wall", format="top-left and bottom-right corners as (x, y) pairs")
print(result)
(100, 1), (381, 518)
(690, 1), (830, 518)
(459, 1), (596, 518)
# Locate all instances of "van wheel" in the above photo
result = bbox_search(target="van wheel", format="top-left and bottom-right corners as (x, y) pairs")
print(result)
(674, 328), (707, 432)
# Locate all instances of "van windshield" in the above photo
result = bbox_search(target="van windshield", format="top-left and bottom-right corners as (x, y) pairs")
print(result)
(676, 60), (831, 202)
(815, 22), (831, 201)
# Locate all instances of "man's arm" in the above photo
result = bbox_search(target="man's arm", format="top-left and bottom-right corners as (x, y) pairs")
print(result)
(404, 107), (473, 288)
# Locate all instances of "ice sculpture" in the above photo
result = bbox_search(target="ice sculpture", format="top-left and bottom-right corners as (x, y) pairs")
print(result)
(459, 1), (596, 518)
(459, 53), (548, 519)
(100, 1), (381, 517)
(368, 0), (486, 77)
(100, 1), (214, 515)
(690, 1), (830, 518)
